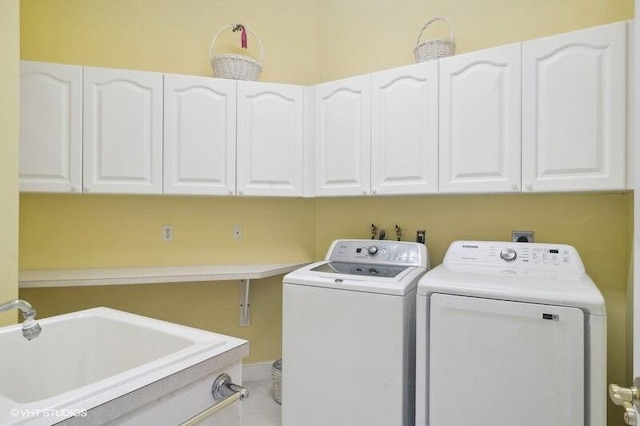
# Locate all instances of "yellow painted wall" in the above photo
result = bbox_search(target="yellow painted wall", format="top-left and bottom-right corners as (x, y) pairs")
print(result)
(18, 1), (633, 423)
(316, 0), (633, 80)
(20, 0), (321, 85)
(19, 195), (314, 269)
(0, 0), (20, 326)
(19, 194), (315, 364)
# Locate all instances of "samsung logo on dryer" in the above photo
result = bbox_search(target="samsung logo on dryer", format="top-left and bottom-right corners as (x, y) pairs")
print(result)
(462, 244), (479, 249)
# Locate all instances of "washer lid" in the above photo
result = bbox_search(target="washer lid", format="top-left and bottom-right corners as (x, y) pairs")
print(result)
(284, 260), (426, 295)
(311, 261), (408, 278)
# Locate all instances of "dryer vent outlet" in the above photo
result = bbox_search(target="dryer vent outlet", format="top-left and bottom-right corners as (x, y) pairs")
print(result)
(512, 231), (534, 243)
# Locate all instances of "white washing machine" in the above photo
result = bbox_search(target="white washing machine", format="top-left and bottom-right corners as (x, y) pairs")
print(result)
(416, 241), (606, 426)
(282, 239), (430, 426)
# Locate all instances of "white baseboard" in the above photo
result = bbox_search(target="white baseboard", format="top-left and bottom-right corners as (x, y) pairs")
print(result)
(242, 360), (276, 382)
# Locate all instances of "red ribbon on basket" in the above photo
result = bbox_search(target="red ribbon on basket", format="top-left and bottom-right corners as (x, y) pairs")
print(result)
(233, 24), (248, 49)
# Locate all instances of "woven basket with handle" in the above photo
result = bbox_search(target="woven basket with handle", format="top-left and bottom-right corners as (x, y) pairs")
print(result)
(414, 17), (456, 63)
(209, 24), (263, 81)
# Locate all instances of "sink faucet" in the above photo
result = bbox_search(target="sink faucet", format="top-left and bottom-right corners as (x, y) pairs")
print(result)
(0, 299), (41, 340)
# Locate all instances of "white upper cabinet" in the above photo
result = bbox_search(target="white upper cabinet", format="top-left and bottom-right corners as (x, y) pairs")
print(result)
(20, 61), (83, 193)
(237, 81), (305, 196)
(371, 62), (439, 195)
(314, 75), (371, 196)
(439, 43), (522, 193)
(522, 22), (626, 192)
(164, 74), (236, 195)
(19, 21), (629, 198)
(83, 67), (163, 194)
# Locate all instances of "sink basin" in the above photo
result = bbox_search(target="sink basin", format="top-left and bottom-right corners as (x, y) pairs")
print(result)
(0, 307), (247, 425)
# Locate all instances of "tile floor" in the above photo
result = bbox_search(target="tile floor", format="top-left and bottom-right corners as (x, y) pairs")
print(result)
(241, 381), (281, 426)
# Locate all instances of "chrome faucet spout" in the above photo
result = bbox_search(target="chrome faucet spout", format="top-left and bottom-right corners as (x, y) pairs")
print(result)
(0, 299), (41, 340)
(0, 299), (36, 319)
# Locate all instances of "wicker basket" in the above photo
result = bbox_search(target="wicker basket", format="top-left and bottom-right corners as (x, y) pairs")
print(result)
(209, 25), (263, 81)
(271, 359), (282, 404)
(414, 17), (456, 63)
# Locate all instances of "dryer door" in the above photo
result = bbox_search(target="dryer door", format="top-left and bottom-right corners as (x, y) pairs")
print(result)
(428, 293), (584, 426)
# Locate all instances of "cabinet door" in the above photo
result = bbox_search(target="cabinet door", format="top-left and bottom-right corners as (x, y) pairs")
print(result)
(83, 67), (163, 194)
(439, 44), (522, 193)
(371, 62), (438, 195)
(522, 22), (626, 192)
(314, 75), (371, 196)
(20, 61), (82, 193)
(237, 81), (304, 196)
(164, 74), (236, 195)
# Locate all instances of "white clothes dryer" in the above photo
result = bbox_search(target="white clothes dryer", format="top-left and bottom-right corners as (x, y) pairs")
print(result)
(416, 241), (606, 426)
(282, 239), (430, 426)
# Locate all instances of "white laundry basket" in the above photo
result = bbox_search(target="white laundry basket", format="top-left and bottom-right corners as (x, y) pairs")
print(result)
(209, 24), (263, 81)
(413, 17), (456, 63)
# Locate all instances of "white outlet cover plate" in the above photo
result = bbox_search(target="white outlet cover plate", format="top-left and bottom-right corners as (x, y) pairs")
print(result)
(233, 225), (243, 241)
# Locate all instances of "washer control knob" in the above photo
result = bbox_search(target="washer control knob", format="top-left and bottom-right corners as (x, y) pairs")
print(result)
(368, 246), (379, 256)
(500, 248), (517, 262)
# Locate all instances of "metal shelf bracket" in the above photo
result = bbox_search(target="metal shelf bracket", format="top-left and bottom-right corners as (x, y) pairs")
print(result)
(239, 279), (251, 326)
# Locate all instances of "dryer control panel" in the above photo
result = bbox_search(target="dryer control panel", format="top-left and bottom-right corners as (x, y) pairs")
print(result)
(443, 241), (585, 274)
(325, 239), (428, 268)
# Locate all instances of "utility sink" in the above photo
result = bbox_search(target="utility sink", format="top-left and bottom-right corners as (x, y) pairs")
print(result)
(0, 307), (248, 425)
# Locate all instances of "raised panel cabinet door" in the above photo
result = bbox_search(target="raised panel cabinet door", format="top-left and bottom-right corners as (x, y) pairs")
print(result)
(371, 62), (439, 195)
(164, 74), (236, 195)
(83, 67), (163, 194)
(237, 81), (304, 196)
(522, 22), (626, 192)
(20, 61), (82, 193)
(314, 75), (371, 196)
(439, 43), (522, 193)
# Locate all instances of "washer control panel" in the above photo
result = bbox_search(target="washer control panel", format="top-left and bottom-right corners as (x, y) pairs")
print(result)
(326, 239), (428, 268)
(443, 240), (585, 274)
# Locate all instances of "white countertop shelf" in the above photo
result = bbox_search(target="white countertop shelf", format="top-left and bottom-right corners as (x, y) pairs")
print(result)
(19, 262), (310, 288)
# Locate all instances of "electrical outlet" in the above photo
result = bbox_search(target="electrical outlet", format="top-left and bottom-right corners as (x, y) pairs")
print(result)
(233, 225), (243, 241)
(163, 225), (173, 242)
(512, 230), (534, 243)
